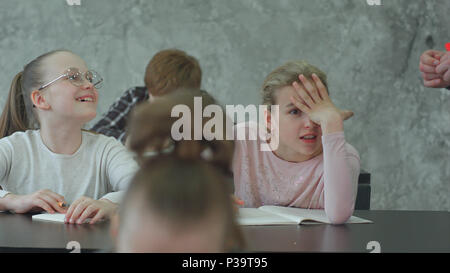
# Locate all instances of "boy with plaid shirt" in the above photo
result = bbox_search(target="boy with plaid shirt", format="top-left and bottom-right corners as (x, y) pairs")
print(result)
(91, 49), (202, 143)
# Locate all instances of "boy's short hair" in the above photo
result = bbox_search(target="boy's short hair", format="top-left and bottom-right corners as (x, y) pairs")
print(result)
(261, 60), (328, 108)
(144, 49), (202, 96)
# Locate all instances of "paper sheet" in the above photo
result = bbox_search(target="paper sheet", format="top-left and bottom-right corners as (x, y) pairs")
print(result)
(32, 213), (66, 223)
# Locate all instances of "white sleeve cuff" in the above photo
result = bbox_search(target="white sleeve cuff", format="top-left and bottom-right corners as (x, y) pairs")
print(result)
(100, 191), (124, 204)
(0, 190), (11, 199)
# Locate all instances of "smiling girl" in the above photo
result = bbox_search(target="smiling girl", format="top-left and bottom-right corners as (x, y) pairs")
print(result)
(233, 61), (359, 224)
(0, 50), (138, 224)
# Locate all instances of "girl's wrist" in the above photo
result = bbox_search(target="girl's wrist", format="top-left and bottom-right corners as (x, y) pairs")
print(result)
(99, 198), (119, 213)
(0, 193), (17, 211)
(320, 114), (344, 135)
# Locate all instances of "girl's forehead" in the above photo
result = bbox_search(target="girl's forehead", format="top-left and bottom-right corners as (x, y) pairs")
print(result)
(44, 52), (88, 76)
(274, 85), (296, 104)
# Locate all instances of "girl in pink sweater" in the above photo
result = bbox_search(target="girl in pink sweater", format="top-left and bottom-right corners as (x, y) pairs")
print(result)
(233, 61), (359, 224)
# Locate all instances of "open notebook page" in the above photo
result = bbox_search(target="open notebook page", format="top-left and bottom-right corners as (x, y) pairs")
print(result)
(238, 208), (298, 225)
(259, 206), (372, 224)
(32, 213), (92, 224)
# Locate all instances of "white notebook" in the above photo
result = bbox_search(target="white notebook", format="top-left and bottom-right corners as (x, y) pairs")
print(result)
(238, 206), (373, 225)
(32, 213), (91, 224)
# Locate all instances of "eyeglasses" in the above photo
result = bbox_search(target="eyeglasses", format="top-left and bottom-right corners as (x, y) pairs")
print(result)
(38, 67), (103, 91)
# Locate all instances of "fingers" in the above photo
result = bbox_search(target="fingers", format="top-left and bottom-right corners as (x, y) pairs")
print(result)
(292, 81), (314, 109)
(422, 52), (450, 87)
(78, 204), (99, 225)
(89, 210), (106, 225)
(443, 70), (450, 83)
(289, 95), (310, 115)
(434, 51), (446, 59)
(421, 72), (442, 81)
(420, 50), (442, 65)
(441, 52), (450, 63)
(65, 197), (91, 224)
(41, 189), (65, 202)
(70, 199), (92, 224)
(311, 73), (330, 100)
(340, 110), (354, 121)
(87, 199), (117, 224)
(32, 189), (66, 214)
(419, 63), (437, 73)
(37, 193), (66, 214)
(423, 78), (442, 88)
(298, 74), (321, 103)
(65, 199), (81, 222)
(32, 199), (55, 214)
(64, 198), (116, 225)
(435, 61), (450, 75)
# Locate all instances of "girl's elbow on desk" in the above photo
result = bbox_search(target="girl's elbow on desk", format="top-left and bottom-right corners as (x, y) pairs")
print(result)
(325, 205), (354, 225)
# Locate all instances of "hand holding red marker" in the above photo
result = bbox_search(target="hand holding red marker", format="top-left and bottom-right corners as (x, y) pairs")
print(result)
(419, 44), (450, 88)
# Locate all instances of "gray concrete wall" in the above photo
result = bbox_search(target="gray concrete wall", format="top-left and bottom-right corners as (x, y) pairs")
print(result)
(0, 0), (448, 211)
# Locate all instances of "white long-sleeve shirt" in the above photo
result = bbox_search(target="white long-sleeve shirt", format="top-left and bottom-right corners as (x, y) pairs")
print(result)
(0, 130), (138, 204)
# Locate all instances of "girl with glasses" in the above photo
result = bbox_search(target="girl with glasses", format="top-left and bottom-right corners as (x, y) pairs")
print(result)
(0, 50), (138, 225)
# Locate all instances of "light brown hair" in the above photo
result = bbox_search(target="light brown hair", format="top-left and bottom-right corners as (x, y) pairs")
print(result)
(124, 88), (244, 251)
(144, 49), (202, 96)
(262, 60), (328, 109)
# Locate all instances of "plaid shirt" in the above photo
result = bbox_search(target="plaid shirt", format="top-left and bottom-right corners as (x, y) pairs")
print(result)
(90, 86), (148, 144)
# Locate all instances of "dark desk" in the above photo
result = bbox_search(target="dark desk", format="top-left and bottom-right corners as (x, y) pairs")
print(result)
(0, 210), (449, 253)
(0, 213), (113, 252)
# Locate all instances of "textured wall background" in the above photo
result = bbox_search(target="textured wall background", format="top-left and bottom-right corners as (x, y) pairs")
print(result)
(0, 0), (448, 211)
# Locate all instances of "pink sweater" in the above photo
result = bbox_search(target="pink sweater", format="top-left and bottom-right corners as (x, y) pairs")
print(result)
(232, 122), (360, 224)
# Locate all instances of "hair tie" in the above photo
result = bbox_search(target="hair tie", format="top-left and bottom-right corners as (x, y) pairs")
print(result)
(200, 147), (213, 161)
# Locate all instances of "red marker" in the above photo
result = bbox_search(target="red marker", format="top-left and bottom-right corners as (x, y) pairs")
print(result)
(446, 43), (450, 51)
